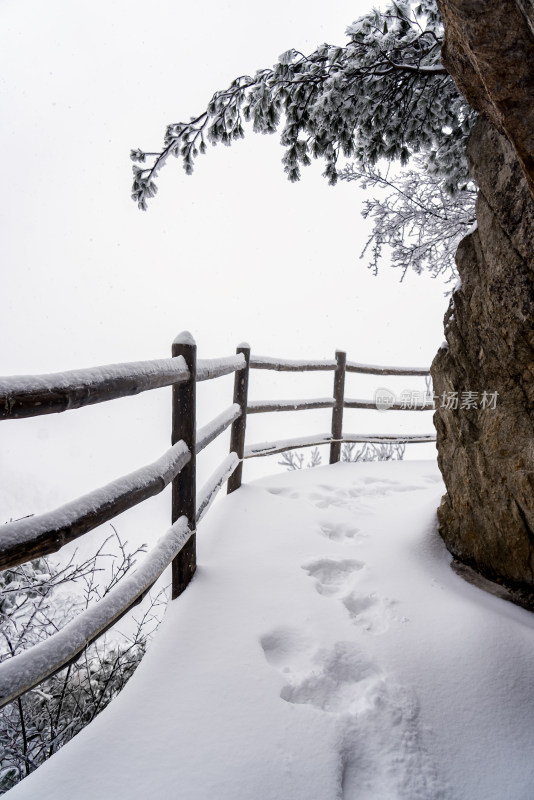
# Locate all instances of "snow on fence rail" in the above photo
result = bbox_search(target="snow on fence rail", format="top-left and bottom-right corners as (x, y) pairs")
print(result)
(0, 517), (192, 708)
(344, 397), (435, 411)
(0, 441), (191, 570)
(244, 432), (437, 458)
(247, 397), (336, 413)
(0, 357), (189, 420)
(0, 354), (246, 420)
(345, 360), (431, 376)
(0, 335), (435, 708)
(250, 355), (337, 371)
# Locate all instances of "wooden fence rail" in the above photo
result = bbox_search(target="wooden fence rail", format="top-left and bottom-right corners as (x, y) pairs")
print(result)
(0, 335), (435, 708)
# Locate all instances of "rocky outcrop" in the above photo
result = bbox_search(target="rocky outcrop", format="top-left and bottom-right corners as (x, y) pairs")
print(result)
(431, 1), (534, 592)
(431, 116), (534, 592)
(437, 0), (534, 198)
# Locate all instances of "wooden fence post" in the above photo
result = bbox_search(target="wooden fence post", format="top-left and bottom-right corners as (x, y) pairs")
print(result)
(227, 344), (251, 494)
(330, 349), (346, 464)
(171, 331), (197, 599)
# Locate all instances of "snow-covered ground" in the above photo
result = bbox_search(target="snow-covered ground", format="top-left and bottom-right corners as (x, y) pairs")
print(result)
(8, 460), (534, 800)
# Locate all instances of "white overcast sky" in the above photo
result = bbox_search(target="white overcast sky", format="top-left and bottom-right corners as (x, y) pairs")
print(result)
(0, 0), (450, 535)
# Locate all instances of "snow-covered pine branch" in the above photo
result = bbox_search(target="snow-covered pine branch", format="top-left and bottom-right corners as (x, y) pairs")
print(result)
(131, 0), (475, 213)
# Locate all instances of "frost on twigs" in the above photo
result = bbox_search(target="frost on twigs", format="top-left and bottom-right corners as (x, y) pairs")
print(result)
(0, 527), (168, 793)
(279, 442), (406, 471)
(130, 0), (474, 224)
(340, 156), (477, 281)
(279, 447), (323, 471)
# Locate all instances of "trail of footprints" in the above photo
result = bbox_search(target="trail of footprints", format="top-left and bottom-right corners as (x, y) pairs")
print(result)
(268, 477), (429, 513)
(269, 479), (399, 635)
(259, 478), (447, 799)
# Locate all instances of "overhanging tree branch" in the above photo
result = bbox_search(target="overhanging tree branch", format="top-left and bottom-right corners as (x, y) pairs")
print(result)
(131, 0), (474, 212)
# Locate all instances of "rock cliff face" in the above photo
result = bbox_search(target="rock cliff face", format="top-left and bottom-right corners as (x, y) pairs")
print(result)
(431, 116), (534, 592)
(437, 0), (534, 197)
(431, 1), (534, 592)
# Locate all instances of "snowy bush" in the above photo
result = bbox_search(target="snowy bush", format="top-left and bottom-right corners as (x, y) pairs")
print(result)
(341, 442), (405, 462)
(0, 527), (167, 794)
(279, 442), (405, 471)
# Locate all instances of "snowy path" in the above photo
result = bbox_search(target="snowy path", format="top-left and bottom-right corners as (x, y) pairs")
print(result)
(9, 461), (534, 800)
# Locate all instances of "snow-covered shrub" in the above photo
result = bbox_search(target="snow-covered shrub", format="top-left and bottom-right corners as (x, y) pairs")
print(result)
(279, 442), (405, 471)
(278, 447), (323, 471)
(0, 527), (166, 794)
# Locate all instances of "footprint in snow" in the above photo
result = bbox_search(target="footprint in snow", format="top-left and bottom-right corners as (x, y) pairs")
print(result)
(337, 684), (450, 800)
(301, 555), (395, 635)
(303, 558), (364, 597)
(342, 591), (395, 635)
(279, 641), (381, 714)
(360, 476), (398, 485)
(260, 626), (315, 673)
(319, 521), (363, 542)
(259, 631), (449, 798)
(268, 485), (368, 510)
(307, 485), (391, 510)
(260, 632), (380, 714)
(266, 487), (301, 500)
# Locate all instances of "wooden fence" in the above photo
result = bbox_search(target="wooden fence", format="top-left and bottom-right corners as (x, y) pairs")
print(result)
(0, 335), (435, 708)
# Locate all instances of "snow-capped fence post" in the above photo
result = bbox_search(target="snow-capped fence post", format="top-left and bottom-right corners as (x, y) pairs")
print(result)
(227, 344), (251, 494)
(171, 332), (197, 599)
(330, 350), (347, 464)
